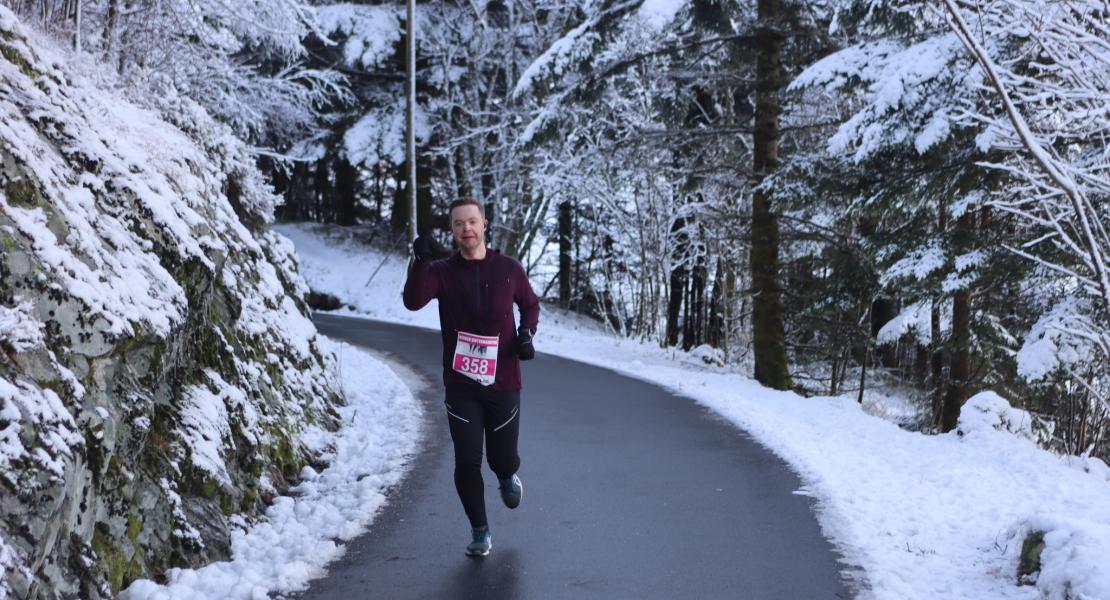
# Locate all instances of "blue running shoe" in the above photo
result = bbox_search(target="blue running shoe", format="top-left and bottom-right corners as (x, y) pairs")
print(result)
(499, 474), (523, 509)
(466, 527), (492, 557)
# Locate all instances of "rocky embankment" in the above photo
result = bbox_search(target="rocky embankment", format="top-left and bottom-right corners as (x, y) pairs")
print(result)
(0, 8), (341, 598)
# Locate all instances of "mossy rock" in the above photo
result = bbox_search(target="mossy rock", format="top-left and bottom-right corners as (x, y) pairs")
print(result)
(5, 177), (42, 207)
(92, 523), (144, 594)
(0, 40), (36, 79)
(307, 290), (342, 311)
(1018, 530), (1045, 584)
(1, 229), (17, 253)
(265, 429), (305, 484)
(125, 515), (142, 542)
(240, 486), (259, 513)
(84, 429), (105, 487)
(181, 464), (222, 501)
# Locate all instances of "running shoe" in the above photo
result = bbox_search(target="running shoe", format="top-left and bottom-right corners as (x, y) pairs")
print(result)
(466, 527), (492, 557)
(499, 474), (523, 509)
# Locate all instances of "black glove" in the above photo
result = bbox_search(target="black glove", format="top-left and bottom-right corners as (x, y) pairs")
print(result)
(412, 235), (434, 264)
(515, 325), (535, 360)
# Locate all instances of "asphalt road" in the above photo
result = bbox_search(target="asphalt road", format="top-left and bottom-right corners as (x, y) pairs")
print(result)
(298, 313), (855, 600)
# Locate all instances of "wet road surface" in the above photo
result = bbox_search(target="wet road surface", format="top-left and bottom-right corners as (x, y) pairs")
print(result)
(297, 313), (855, 600)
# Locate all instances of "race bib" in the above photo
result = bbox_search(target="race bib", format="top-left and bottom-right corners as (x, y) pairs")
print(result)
(452, 331), (499, 386)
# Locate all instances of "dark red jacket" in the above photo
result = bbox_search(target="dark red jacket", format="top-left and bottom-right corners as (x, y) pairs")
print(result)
(402, 249), (540, 390)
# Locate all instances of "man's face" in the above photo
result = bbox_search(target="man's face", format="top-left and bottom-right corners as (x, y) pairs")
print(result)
(451, 204), (487, 251)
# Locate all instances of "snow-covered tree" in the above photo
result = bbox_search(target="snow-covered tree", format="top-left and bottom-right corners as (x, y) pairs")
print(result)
(941, 0), (1110, 454)
(786, 0), (1109, 451)
(11, 0), (347, 145)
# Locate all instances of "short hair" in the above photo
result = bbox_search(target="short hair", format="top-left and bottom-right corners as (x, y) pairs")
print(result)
(448, 197), (485, 220)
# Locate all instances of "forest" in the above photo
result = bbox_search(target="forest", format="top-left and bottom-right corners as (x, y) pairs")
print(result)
(11, 0), (1110, 461)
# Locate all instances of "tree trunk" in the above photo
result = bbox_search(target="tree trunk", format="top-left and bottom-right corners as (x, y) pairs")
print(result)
(707, 259), (726, 349)
(558, 200), (572, 308)
(334, 156), (358, 226)
(102, 0), (117, 54)
(871, 297), (898, 368)
(288, 161), (312, 221)
(372, 162), (386, 221)
(72, 0), (82, 53)
(914, 342), (929, 384)
(517, 190), (547, 267)
(667, 268), (687, 347)
(750, 0), (791, 389)
(573, 200), (581, 312)
(265, 158), (289, 221)
(941, 207), (976, 432)
(666, 216), (689, 347)
(942, 285), (972, 432)
(690, 249), (707, 350)
(683, 262), (692, 350)
(314, 159), (330, 222)
(724, 264), (737, 358)
(504, 184), (530, 258)
(452, 148), (470, 199)
(930, 299), (944, 427)
(930, 197), (949, 428)
(391, 163), (411, 234)
(417, 156), (434, 234)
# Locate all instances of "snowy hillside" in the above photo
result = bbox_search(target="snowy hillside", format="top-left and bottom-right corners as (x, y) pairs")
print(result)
(280, 222), (1110, 600)
(0, 10), (345, 598)
(122, 337), (422, 600)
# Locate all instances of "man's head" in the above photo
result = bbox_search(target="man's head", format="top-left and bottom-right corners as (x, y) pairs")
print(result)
(449, 198), (488, 253)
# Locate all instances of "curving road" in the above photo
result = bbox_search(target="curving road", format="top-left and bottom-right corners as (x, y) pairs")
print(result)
(298, 313), (855, 599)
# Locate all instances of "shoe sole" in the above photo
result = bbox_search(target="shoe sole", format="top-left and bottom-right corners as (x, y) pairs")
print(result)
(466, 545), (491, 557)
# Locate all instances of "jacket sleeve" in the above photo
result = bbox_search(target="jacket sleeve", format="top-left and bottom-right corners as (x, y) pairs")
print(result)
(403, 261), (439, 310)
(513, 260), (540, 332)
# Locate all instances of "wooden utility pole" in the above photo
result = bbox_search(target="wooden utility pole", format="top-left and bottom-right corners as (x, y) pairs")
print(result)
(406, 0), (417, 244)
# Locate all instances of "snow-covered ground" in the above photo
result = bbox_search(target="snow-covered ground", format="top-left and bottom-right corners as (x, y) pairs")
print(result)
(121, 337), (423, 599)
(278, 222), (1110, 600)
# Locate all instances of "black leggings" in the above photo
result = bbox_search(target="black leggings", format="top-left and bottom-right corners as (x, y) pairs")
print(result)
(445, 384), (521, 529)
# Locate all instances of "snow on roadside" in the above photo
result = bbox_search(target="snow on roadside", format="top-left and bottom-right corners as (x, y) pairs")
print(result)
(278, 222), (1110, 600)
(275, 223), (442, 331)
(122, 337), (422, 600)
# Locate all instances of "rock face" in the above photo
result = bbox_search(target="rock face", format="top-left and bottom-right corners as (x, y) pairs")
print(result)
(0, 9), (340, 598)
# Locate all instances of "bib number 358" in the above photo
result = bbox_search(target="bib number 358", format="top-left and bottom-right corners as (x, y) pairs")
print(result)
(457, 356), (492, 375)
(452, 331), (499, 386)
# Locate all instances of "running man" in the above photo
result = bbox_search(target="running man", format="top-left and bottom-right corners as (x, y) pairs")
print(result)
(402, 197), (540, 557)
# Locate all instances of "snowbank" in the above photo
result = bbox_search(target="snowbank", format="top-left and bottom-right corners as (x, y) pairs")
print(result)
(280, 222), (1110, 600)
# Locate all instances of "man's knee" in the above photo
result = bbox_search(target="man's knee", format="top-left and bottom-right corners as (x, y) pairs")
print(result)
(453, 442), (483, 470)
